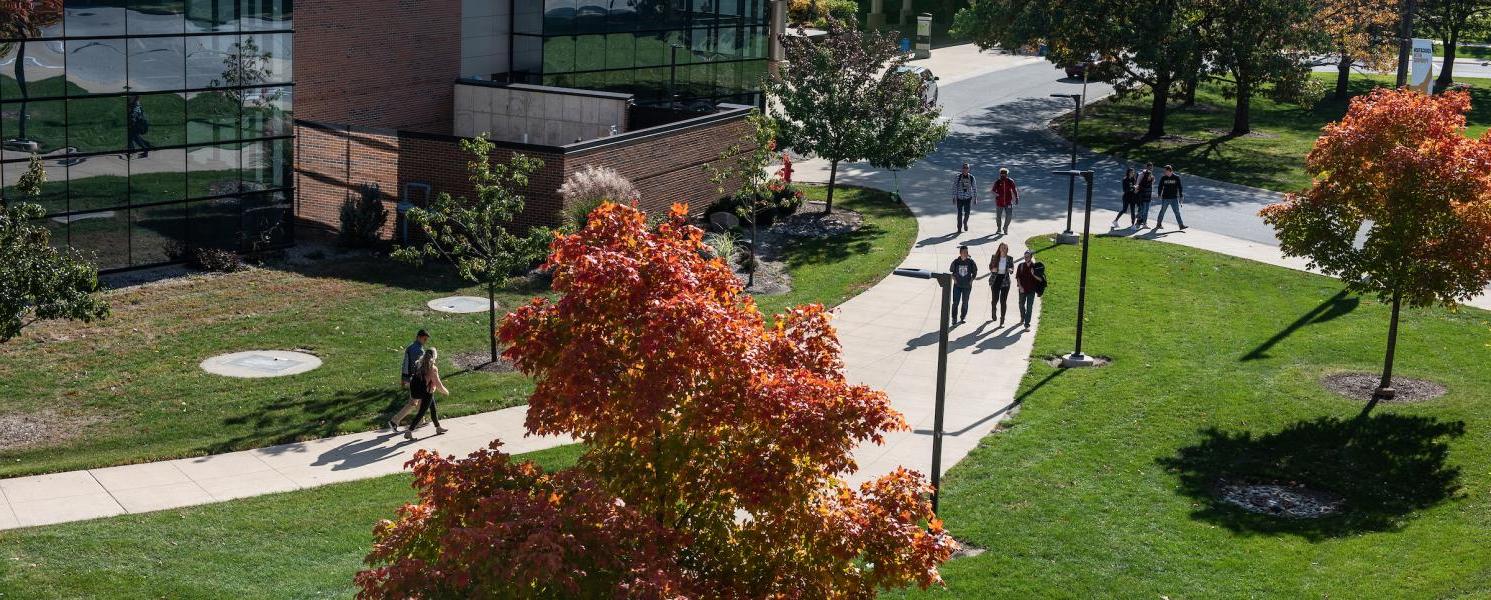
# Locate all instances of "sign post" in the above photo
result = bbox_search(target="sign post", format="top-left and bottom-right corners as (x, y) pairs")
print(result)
(915, 14), (931, 59)
(1410, 38), (1434, 93)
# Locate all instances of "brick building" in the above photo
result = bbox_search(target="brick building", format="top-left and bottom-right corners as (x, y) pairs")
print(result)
(0, 0), (781, 270)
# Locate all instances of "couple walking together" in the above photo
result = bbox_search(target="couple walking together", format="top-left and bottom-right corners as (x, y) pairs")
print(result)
(952, 163), (1020, 235)
(390, 329), (449, 439)
(948, 243), (1046, 333)
(1115, 163), (1187, 231)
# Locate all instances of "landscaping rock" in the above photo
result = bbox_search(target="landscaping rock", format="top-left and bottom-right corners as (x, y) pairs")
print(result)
(1322, 372), (1446, 403)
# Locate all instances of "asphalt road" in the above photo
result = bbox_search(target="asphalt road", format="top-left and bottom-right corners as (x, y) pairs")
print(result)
(820, 61), (1286, 246)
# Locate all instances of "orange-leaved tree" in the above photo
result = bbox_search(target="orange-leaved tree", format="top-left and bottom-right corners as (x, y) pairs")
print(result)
(1261, 89), (1491, 405)
(356, 202), (954, 598)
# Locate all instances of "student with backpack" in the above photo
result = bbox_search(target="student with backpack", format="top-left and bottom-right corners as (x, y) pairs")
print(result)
(992, 168), (1019, 235)
(1015, 249), (1046, 332)
(949, 245), (978, 326)
(389, 329), (428, 431)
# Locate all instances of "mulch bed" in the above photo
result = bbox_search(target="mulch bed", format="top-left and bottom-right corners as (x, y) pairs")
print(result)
(1045, 355), (1113, 368)
(450, 351), (518, 374)
(772, 202), (864, 239)
(1214, 478), (1345, 519)
(1322, 372), (1446, 403)
(0, 411), (98, 451)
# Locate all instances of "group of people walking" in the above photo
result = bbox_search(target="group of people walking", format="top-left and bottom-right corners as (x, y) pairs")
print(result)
(951, 162), (1189, 236)
(947, 243), (1046, 332)
(390, 329), (449, 439)
(1114, 162), (1187, 231)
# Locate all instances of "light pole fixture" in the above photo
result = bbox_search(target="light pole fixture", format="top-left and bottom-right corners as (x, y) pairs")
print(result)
(1051, 66), (1090, 245)
(1050, 169), (1098, 368)
(892, 267), (952, 513)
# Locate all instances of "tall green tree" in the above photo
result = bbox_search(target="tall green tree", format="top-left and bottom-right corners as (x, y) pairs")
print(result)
(1201, 0), (1317, 134)
(954, 0), (1209, 138)
(392, 135), (552, 364)
(765, 20), (943, 213)
(1422, 0), (1491, 91)
(0, 155), (109, 342)
(867, 71), (951, 172)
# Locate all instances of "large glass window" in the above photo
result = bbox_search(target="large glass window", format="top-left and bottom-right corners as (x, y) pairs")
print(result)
(0, 0), (292, 271)
(513, 0), (769, 107)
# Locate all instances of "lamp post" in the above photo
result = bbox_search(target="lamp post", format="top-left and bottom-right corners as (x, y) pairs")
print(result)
(892, 267), (952, 513)
(1051, 68), (1090, 245)
(1050, 170), (1098, 368)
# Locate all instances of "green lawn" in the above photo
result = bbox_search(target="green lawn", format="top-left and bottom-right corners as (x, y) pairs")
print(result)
(755, 185), (917, 316)
(0, 444), (583, 600)
(0, 256), (544, 478)
(1435, 43), (1491, 60)
(889, 237), (1491, 598)
(0, 184), (912, 477)
(1063, 73), (1491, 193)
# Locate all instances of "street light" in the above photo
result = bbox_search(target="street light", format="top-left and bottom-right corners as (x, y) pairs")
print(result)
(892, 267), (952, 513)
(1050, 169), (1098, 368)
(1051, 67), (1090, 245)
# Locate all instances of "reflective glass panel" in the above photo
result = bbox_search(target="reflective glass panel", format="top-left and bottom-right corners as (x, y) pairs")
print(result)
(131, 202), (185, 265)
(1, 98), (67, 153)
(68, 156), (131, 212)
(127, 0), (185, 35)
(240, 137), (287, 190)
(12, 41), (66, 100)
(128, 148), (186, 205)
(65, 209), (130, 270)
(544, 0), (576, 35)
(241, 0), (291, 31)
(574, 35), (605, 71)
(185, 0), (238, 32)
(66, 95), (126, 154)
(128, 36), (187, 92)
(185, 34), (239, 89)
(187, 196), (238, 249)
(65, 0), (129, 37)
(240, 189), (289, 249)
(65, 38), (128, 97)
(186, 143), (238, 198)
(240, 33), (292, 86)
(240, 85), (289, 139)
(185, 90), (239, 144)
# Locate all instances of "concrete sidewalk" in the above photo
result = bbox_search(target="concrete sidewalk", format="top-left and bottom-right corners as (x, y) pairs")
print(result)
(0, 407), (573, 529)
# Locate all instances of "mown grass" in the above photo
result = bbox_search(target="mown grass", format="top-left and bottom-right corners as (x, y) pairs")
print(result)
(1061, 73), (1491, 193)
(0, 444), (583, 599)
(890, 236), (1491, 598)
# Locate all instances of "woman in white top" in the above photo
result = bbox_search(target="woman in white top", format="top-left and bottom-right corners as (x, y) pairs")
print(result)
(405, 348), (450, 439)
(988, 242), (1015, 326)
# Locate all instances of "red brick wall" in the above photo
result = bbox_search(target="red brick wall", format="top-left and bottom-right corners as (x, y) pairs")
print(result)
(293, 111), (751, 241)
(566, 116), (752, 218)
(293, 0), (460, 134)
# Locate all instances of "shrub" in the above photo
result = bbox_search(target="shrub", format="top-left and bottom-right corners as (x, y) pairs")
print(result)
(192, 247), (245, 273)
(338, 183), (389, 249)
(789, 0), (858, 26)
(558, 164), (639, 231)
(703, 231), (739, 265)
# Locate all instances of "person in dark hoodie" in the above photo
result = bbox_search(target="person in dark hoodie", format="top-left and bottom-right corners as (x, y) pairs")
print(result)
(949, 245), (978, 326)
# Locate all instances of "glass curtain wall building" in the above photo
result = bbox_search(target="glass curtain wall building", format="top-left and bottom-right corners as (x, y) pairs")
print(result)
(513, 0), (768, 107)
(1, 0), (293, 271)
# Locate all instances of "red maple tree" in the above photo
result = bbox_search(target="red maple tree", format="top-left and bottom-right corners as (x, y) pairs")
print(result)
(357, 203), (953, 598)
(1262, 88), (1491, 403)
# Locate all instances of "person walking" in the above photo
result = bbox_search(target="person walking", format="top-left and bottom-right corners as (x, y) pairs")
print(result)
(951, 163), (978, 233)
(1136, 163), (1156, 227)
(405, 348), (450, 439)
(949, 245), (978, 325)
(1154, 164), (1187, 230)
(388, 329), (429, 431)
(988, 242), (1014, 326)
(1015, 249), (1045, 332)
(126, 96), (153, 158)
(992, 168), (1019, 235)
(1113, 168), (1138, 229)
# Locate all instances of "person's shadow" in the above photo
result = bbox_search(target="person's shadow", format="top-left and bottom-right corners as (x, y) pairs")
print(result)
(312, 431), (418, 471)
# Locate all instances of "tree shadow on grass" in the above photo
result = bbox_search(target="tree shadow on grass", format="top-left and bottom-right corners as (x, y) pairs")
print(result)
(779, 224), (886, 270)
(199, 387), (410, 455)
(1241, 289), (1359, 361)
(1158, 413), (1465, 541)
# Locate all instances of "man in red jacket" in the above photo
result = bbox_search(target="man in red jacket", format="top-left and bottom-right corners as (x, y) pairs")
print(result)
(993, 168), (1019, 235)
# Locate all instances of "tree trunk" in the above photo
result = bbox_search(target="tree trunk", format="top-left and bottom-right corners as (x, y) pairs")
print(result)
(1231, 75), (1252, 136)
(825, 160), (838, 214)
(1436, 31), (1458, 92)
(15, 42), (29, 140)
(748, 214), (757, 288)
(1181, 67), (1199, 108)
(1146, 73), (1172, 138)
(487, 282), (498, 365)
(1335, 53), (1353, 100)
(1373, 288), (1403, 406)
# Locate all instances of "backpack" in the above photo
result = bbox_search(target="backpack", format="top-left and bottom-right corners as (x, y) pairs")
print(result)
(1032, 262), (1047, 296)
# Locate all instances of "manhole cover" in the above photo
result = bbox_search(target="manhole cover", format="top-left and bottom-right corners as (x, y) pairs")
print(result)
(427, 296), (490, 314)
(200, 350), (322, 378)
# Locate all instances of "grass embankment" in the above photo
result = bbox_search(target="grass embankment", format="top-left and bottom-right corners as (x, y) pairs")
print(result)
(0, 444), (583, 599)
(1061, 73), (1491, 193)
(891, 237), (1491, 598)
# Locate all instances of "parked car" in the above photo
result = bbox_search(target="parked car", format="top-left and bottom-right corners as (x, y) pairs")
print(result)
(1059, 59), (1115, 81)
(894, 65), (939, 106)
